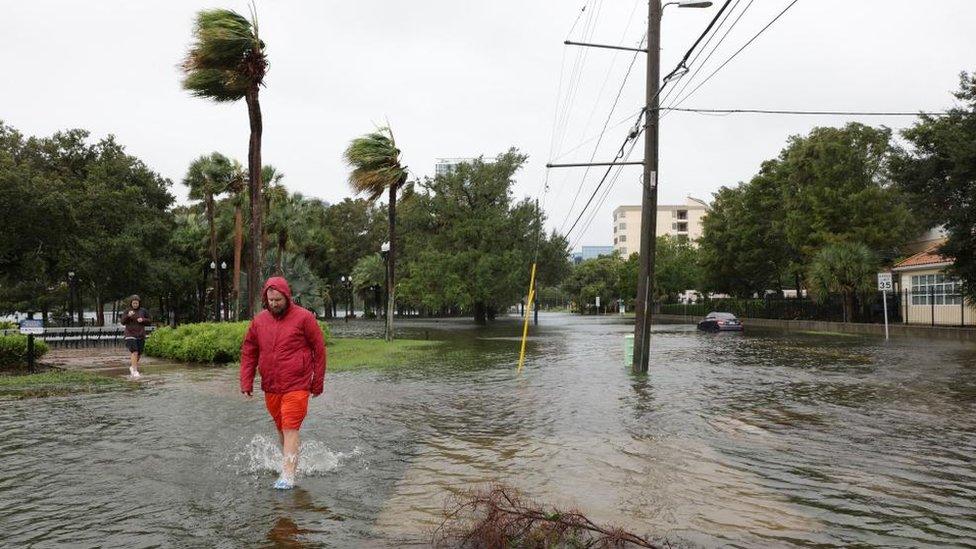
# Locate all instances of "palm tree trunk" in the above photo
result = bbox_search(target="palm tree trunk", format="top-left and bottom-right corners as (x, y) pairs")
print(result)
(245, 87), (264, 318)
(95, 292), (104, 327)
(385, 183), (398, 341)
(276, 235), (285, 275)
(233, 204), (243, 320)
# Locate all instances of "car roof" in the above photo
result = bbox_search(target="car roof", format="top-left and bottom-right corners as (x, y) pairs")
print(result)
(705, 312), (737, 319)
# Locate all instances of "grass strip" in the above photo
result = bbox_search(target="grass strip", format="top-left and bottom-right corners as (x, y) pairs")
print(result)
(0, 370), (134, 399)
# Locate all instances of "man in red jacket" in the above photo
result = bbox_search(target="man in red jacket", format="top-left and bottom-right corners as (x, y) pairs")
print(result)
(241, 276), (326, 490)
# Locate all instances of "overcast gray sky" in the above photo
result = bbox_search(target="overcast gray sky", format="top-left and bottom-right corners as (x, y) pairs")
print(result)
(3, 1), (974, 250)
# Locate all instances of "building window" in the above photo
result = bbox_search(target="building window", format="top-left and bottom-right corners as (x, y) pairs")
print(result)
(613, 237), (618, 245)
(672, 222), (688, 232)
(619, 235), (627, 243)
(677, 210), (688, 220)
(911, 273), (962, 305)
(613, 212), (618, 221)
(618, 223), (626, 230)
(621, 248), (627, 255)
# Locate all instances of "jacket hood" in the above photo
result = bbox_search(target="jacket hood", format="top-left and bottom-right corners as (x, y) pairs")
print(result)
(262, 276), (293, 308)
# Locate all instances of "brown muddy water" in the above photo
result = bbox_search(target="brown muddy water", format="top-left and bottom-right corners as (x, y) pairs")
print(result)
(1, 313), (974, 547)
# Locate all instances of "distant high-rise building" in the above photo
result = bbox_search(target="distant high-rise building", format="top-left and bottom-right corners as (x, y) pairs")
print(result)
(581, 245), (614, 261)
(434, 157), (497, 178)
(612, 197), (708, 257)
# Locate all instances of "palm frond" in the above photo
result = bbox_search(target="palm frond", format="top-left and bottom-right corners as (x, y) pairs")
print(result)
(343, 127), (406, 200)
(180, 8), (266, 101)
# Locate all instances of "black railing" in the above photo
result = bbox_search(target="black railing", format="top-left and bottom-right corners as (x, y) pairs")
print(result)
(659, 289), (974, 328)
(0, 326), (156, 348)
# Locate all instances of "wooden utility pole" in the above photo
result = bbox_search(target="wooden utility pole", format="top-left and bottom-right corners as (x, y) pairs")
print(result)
(548, 0), (697, 374)
(632, 0), (662, 374)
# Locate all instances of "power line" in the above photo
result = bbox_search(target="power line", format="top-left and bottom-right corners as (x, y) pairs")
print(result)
(559, 33), (647, 234)
(563, 114), (645, 241)
(558, 1), (737, 240)
(552, 0), (606, 160)
(668, 0), (802, 111)
(570, 133), (642, 250)
(663, 0), (734, 81)
(661, 0), (755, 110)
(662, 107), (952, 116)
(551, 108), (645, 162)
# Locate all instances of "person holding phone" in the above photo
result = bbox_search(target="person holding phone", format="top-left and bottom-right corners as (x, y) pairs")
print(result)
(121, 295), (151, 378)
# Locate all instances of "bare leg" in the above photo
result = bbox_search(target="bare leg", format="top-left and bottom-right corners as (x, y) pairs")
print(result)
(129, 352), (140, 377)
(282, 429), (300, 480)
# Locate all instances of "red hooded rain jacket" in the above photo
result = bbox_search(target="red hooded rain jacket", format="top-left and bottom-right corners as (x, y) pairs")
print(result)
(240, 277), (326, 395)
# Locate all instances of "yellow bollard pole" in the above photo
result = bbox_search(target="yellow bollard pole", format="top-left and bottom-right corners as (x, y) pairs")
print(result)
(517, 262), (537, 373)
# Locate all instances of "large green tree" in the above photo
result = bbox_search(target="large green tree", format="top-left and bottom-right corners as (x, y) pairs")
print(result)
(700, 122), (919, 297)
(397, 150), (567, 323)
(699, 164), (795, 297)
(0, 123), (174, 324)
(182, 7), (268, 318)
(654, 236), (703, 301)
(780, 123), (918, 263)
(562, 255), (623, 314)
(892, 71), (976, 302)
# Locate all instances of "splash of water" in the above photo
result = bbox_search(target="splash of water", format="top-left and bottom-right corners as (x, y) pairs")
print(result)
(234, 434), (362, 477)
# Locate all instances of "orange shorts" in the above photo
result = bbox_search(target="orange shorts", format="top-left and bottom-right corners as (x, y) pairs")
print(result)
(264, 390), (310, 431)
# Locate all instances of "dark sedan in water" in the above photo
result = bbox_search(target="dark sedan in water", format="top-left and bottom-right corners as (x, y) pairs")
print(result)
(697, 312), (744, 332)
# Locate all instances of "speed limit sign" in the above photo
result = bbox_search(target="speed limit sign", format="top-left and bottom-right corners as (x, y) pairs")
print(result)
(877, 272), (893, 340)
(877, 272), (893, 291)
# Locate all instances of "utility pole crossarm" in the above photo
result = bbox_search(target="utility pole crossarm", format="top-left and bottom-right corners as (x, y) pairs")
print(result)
(564, 40), (648, 53)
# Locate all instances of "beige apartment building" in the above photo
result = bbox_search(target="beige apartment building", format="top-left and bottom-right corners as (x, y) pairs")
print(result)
(612, 197), (708, 256)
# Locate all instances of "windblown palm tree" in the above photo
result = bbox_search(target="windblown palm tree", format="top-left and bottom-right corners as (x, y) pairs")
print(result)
(181, 6), (268, 318)
(344, 127), (408, 341)
(183, 153), (234, 320)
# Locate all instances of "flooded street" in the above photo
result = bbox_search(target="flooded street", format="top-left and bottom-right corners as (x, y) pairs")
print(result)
(2, 313), (975, 547)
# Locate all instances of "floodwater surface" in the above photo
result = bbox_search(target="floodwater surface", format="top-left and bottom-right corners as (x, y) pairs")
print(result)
(2, 313), (975, 547)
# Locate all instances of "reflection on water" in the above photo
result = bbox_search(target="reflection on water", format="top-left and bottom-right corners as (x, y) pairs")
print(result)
(1, 313), (975, 547)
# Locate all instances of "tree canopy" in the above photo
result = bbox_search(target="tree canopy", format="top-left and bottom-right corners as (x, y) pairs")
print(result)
(893, 71), (976, 302)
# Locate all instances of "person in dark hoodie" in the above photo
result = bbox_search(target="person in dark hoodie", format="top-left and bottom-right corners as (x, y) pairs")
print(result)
(241, 276), (327, 490)
(121, 295), (151, 378)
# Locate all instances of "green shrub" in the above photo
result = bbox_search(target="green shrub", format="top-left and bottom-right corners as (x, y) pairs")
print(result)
(145, 320), (331, 363)
(0, 335), (50, 369)
(0, 320), (18, 330)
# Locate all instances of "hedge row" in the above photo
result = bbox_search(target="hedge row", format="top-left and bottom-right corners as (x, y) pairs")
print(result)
(0, 335), (50, 369)
(144, 321), (331, 363)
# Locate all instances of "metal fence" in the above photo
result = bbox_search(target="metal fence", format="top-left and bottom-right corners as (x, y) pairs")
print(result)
(0, 326), (156, 348)
(660, 289), (975, 327)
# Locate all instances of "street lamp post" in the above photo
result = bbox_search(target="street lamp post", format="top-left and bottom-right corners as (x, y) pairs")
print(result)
(209, 261), (220, 322)
(380, 241), (391, 340)
(220, 261), (228, 321)
(67, 271), (76, 327)
(340, 275), (352, 321)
